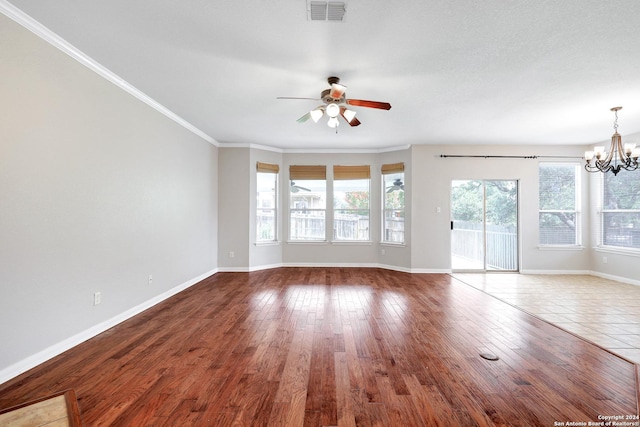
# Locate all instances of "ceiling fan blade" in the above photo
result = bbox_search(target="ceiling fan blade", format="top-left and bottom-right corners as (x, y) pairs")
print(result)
(346, 99), (392, 110)
(329, 83), (347, 99)
(297, 112), (311, 123)
(340, 107), (361, 127)
(346, 116), (361, 126)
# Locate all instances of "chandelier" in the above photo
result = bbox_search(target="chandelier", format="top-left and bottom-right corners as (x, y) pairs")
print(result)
(585, 107), (640, 175)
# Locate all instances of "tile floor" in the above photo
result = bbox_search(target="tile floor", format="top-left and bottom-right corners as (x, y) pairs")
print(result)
(451, 273), (640, 364)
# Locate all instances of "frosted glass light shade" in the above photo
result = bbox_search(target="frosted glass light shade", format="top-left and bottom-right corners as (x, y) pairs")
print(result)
(326, 103), (340, 118)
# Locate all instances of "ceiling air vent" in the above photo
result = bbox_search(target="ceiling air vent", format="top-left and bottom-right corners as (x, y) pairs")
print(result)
(308, 1), (346, 22)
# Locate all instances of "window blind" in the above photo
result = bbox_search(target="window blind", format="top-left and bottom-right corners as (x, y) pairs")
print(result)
(289, 165), (326, 180)
(381, 162), (404, 174)
(256, 162), (279, 173)
(333, 165), (371, 180)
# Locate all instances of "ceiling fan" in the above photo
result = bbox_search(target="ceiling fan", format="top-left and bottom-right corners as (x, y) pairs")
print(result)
(386, 178), (404, 193)
(277, 77), (391, 128)
(290, 181), (311, 193)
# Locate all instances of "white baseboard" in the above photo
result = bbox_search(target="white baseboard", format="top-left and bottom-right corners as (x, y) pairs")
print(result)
(283, 262), (378, 268)
(588, 270), (640, 287)
(519, 269), (591, 275)
(376, 264), (412, 273)
(410, 268), (452, 274)
(0, 268), (218, 386)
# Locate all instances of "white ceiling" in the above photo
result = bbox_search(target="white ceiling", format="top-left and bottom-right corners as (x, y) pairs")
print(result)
(5, 0), (640, 150)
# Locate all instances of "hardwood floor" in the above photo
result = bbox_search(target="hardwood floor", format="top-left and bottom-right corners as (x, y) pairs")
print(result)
(0, 268), (638, 426)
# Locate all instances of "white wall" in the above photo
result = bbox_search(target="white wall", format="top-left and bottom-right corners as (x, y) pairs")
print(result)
(0, 15), (218, 381)
(411, 144), (590, 273)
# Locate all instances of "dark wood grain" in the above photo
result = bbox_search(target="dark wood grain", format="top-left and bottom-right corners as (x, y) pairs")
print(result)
(0, 268), (637, 426)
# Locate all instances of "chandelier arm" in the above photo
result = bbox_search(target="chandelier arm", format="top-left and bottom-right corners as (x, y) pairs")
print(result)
(584, 106), (639, 175)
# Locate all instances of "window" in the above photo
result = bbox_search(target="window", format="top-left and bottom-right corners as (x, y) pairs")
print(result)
(538, 163), (580, 245)
(600, 170), (640, 249)
(289, 165), (327, 241)
(333, 165), (370, 241)
(382, 163), (405, 244)
(256, 162), (278, 242)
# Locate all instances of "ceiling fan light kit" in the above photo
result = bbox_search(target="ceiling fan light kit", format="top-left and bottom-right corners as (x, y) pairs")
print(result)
(584, 106), (640, 175)
(310, 108), (324, 122)
(342, 108), (356, 123)
(278, 76), (391, 130)
(326, 103), (340, 118)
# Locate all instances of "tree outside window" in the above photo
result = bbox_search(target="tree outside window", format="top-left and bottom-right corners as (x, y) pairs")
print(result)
(383, 172), (404, 243)
(601, 170), (640, 249)
(538, 163), (580, 245)
(334, 178), (370, 240)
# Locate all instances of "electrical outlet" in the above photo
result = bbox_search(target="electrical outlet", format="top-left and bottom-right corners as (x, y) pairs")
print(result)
(148, 275), (153, 285)
(229, 251), (235, 258)
(381, 248), (385, 255)
(93, 292), (101, 306)
(603, 256), (608, 264)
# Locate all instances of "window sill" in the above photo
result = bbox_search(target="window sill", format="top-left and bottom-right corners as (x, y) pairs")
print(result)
(255, 241), (280, 247)
(594, 246), (640, 257)
(287, 240), (329, 244)
(380, 242), (406, 247)
(331, 240), (372, 245)
(537, 245), (584, 251)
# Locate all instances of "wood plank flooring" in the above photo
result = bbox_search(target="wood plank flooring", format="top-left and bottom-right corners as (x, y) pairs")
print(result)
(0, 268), (638, 426)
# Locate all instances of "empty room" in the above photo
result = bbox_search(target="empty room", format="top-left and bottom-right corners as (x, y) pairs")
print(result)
(1, 1), (639, 426)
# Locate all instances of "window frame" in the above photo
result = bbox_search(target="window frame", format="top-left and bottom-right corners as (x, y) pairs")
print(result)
(288, 165), (327, 242)
(256, 162), (279, 243)
(381, 163), (405, 245)
(598, 170), (640, 252)
(333, 171), (371, 242)
(538, 162), (581, 247)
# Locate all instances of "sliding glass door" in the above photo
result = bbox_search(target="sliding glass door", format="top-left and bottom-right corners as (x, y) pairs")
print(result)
(451, 180), (518, 271)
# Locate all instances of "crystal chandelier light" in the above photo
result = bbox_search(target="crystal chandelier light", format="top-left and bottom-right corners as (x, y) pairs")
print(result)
(585, 107), (640, 176)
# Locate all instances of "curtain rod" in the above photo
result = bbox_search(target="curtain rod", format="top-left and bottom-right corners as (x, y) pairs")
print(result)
(439, 155), (583, 159)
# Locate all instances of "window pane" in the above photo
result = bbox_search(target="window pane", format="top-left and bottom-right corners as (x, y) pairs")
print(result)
(333, 178), (370, 240)
(603, 171), (640, 209)
(383, 173), (405, 243)
(290, 179), (326, 208)
(334, 179), (369, 209)
(257, 209), (275, 240)
(539, 164), (576, 210)
(290, 210), (325, 240)
(539, 212), (576, 245)
(290, 179), (326, 241)
(334, 209), (369, 240)
(257, 172), (277, 241)
(384, 173), (404, 209)
(538, 163), (578, 245)
(602, 212), (640, 248)
(384, 209), (404, 243)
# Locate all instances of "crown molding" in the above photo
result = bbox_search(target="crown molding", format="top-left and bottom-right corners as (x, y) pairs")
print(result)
(284, 145), (411, 154)
(218, 143), (284, 153)
(0, 1), (218, 147)
(217, 143), (412, 154)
